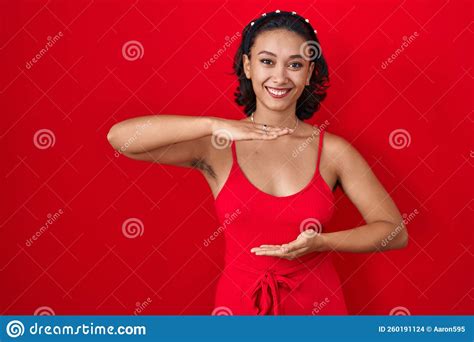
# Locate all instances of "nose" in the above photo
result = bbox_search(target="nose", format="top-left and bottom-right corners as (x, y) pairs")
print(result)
(271, 65), (288, 85)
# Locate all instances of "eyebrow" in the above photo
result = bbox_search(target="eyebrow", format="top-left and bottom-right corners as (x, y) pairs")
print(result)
(257, 50), (304, 59)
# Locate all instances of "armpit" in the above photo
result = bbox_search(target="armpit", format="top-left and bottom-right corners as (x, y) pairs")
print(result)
(190, 158), (217, 179)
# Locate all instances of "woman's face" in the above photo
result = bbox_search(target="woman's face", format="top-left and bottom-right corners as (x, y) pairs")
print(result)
(243, 29), (315, 113)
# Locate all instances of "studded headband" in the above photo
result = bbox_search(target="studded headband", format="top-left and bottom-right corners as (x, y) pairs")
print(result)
(242, 10), (318, 55)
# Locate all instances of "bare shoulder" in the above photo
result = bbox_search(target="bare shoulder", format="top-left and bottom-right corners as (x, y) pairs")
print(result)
(323, 130), (350, 150)
(319, 130), (374, 192)
(322, 131), (364, 170)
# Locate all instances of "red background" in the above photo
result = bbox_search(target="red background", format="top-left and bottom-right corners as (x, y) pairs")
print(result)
(1, 0), (472, 315)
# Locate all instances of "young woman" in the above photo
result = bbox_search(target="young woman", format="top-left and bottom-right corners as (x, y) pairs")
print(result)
(107, 10), (408, 315)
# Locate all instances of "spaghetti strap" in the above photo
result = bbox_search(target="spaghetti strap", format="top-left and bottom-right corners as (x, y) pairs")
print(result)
(316, 129), (325, 172)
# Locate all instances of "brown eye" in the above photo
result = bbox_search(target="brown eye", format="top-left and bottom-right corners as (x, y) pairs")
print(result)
(260, 59), (273, 65)
(289, 62), (303, 69)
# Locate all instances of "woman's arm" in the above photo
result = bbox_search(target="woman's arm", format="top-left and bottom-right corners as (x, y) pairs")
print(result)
(250, 132), (408, 259)
(318, 133), (408, 252)
(107, 115), (214, 154)
(317, 220), (407, 253)
(107, 115), (219, 167)
(106, 114), (292, 167)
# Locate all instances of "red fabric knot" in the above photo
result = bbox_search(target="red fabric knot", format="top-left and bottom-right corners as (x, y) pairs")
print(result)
(232, 256), (325, 315)
(250, 269), (298, 315)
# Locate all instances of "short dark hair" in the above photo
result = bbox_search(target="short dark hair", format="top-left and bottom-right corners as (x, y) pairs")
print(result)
(233, 11), (330, 120)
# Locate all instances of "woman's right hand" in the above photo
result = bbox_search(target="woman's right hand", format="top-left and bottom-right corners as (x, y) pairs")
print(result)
(210, 118), (294, 142)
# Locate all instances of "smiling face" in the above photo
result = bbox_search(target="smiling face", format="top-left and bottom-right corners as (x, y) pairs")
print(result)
(243, 29), (315, 113)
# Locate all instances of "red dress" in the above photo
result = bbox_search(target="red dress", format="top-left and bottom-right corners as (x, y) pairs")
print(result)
(213, 128), (348, 315)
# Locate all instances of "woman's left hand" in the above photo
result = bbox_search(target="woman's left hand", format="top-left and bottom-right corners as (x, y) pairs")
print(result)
(250, 229), (326, 260)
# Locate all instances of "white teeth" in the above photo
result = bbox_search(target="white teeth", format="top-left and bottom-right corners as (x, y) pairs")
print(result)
(266, 87), (290, 96)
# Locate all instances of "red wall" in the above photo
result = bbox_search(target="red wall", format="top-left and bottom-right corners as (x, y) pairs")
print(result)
(1, 0), (472, 315)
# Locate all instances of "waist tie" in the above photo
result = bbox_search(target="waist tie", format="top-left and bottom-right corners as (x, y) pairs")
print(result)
(233, 257), (323, 315)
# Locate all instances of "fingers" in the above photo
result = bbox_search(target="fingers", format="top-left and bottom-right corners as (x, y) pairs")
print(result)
(253, 249), (284, 256)
(251, 238), (307, 255)
(253, 128), (293, 140)
(250, 245), (281, 252)
(250, 243), (302, 255)
(252, 239), (305, 254)
(256, 128), (288, 134)
(254, 123), (287, 132)
(236, 121), (294, 141)
(251, 246), (310, 259)
(250, 122), (293, 133)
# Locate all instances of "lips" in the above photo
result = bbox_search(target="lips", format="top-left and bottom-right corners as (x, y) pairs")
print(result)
(265, 86), (292, 99)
